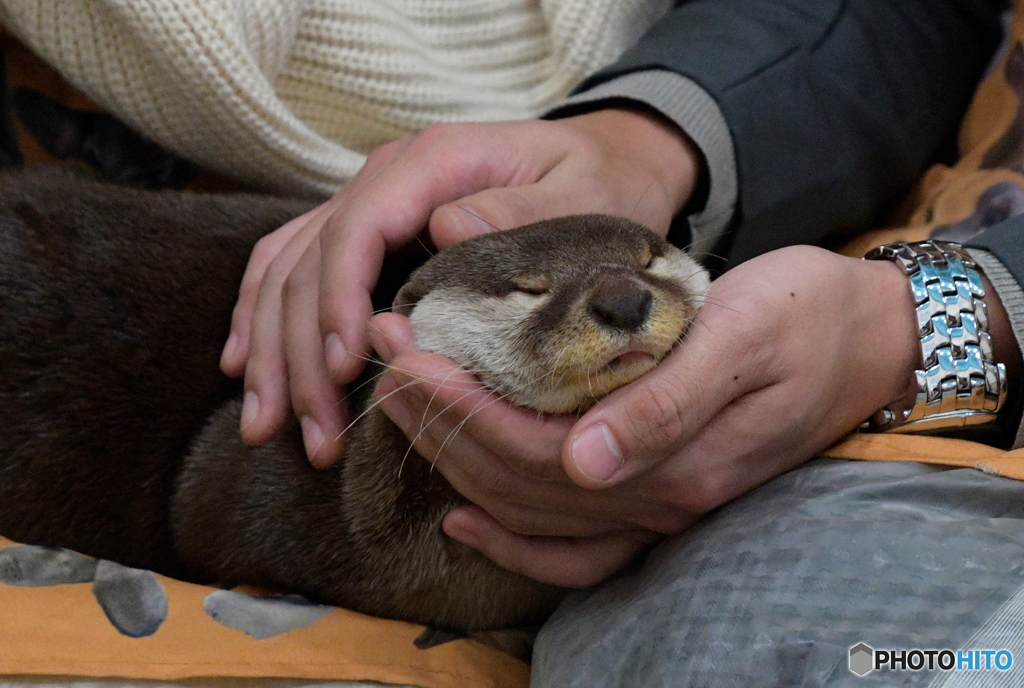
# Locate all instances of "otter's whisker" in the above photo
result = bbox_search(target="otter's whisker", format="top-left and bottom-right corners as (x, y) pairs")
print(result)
(334, 368), (477, 442)
(456, 205), (499, 232)
(418, 364), (465, 434)
(427, 357), (572, 475)
(402, 381), (496, 479)
(629, 182), (657, 225)
(396, 364), (468, 479)
(430, 386), (522, 475)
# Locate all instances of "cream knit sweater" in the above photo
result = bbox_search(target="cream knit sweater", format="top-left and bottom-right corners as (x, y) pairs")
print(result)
(0, 0), (670, 198)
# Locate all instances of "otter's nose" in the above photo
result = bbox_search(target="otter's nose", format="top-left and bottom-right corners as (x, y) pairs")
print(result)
(588, 275), (653, 332)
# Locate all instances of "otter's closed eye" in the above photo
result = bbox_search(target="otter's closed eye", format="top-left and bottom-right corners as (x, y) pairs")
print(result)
(641, 243), (666, 269)
(640, 245), (654, 268)
(512, 274), (550, 295)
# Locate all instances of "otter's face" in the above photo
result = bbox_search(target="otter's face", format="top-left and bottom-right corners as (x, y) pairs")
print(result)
(394, 215), (710, 413)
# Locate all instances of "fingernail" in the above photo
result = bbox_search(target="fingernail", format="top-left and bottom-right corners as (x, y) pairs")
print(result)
(324, 333), (346, 375)
(222, 331), (238, 362)
(571, 423), (623, 483)
(240, 391), (259, 431)
(457, 206), (497, 235)
(300, 416), (326, 460)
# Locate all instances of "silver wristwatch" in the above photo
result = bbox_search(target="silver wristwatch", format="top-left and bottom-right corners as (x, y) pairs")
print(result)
(862, 240), (1007, 433)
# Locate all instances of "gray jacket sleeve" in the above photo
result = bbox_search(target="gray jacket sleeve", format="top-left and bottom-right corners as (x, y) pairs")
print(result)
(548, 0), (1004, 267)
(968, 222), (1024, 447)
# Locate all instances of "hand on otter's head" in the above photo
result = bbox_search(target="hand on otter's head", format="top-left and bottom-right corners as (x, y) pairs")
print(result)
(219, 108), (700, 469)
(371, 245), (938, 588)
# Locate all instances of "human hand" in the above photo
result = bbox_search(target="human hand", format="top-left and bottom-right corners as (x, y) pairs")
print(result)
(219, 108), (701, 467)
(370, 246), (929, 586)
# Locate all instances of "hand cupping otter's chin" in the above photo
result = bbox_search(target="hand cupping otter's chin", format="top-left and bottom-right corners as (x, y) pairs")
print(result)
(403, 215), (710, 414)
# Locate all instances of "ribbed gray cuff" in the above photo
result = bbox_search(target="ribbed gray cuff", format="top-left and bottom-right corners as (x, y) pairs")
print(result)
(968, 248), (1024, 448)
(544, 71), (737, 257)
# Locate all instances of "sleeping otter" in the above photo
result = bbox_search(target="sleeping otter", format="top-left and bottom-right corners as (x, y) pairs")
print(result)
(0, 167), (709, 631)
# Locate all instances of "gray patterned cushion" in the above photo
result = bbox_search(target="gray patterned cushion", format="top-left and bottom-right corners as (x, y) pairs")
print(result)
(533, 459), (1024, 687)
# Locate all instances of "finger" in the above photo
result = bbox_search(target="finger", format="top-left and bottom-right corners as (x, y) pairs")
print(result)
(374, 365), (641, 538)
(282, 242), (348, 468)
(443, 506), (659, 587)
(238, 217), (328, 445)
(441, 495), (630, 539)
(377, 377), (645, 536)
(318, 122), (564, 385)
(240, 268), (291, 447)
(649, 381), (830, 515)
(563, 310), (761, 490)
(427, 164), (611, 248)
(221, 206), (320, 376)
(384, 351), (574, 481)
(365, 313), (418, 365)
(427, 185), (552, 247)
(231, 138), (407, 385)
(372, 331), (700, 532)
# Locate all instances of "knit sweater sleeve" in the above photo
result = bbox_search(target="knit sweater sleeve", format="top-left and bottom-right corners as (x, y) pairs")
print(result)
(547, 0), (1004, 266)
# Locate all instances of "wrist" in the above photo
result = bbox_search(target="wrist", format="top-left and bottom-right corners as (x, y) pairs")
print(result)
(865, 259), (923, 415)
(980, 273), (1021, 399)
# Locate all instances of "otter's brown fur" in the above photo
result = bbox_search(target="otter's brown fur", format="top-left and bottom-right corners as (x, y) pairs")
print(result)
(0, 167), (707, 631)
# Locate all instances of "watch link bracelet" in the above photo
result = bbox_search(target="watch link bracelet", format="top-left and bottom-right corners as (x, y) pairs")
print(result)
(861, 240), (1007, 434)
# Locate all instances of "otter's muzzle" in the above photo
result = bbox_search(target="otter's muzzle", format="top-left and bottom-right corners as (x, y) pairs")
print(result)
(587, 271), (653, 333)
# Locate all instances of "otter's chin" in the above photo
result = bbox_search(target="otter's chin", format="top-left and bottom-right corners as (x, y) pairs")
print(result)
(507, 350), (666, 414)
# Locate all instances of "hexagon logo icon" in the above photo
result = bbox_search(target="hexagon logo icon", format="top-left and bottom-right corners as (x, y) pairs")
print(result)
(849, 643), (874, 677)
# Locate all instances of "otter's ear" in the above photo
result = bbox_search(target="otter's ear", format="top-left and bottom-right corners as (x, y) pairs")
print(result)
(392, 281), (425, 317)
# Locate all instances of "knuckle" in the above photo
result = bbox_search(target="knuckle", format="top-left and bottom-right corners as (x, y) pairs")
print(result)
(411, 123), (452, 152)
(410, 123), (488, 175)
(365, 139), (401, 166)
(249, 234), (280, 269)
(281, 264), (312, 302)
(502, 442), (564, 482)
(625, 377), (688, 450)
(260, 258), (292, 295)
(416, 121), (469, 147)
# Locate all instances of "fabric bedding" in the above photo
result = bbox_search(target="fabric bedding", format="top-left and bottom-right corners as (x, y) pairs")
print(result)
(7, 2), (1024, 688)
(0, 680), (408, 688)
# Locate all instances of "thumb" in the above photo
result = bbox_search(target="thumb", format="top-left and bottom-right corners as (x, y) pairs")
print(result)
(428, 181), (574, 248)
(562, 344), (749, 490)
